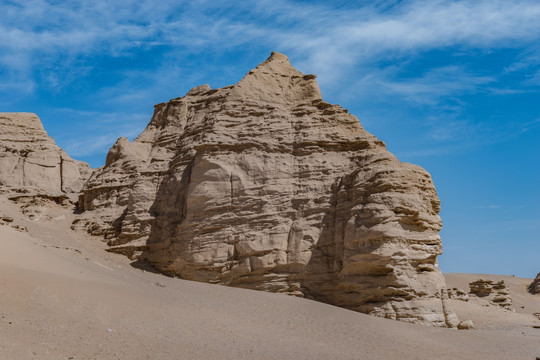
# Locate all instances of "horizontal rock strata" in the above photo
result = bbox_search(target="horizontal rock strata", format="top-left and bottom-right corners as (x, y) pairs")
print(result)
(468, 279), (513, 310)
(0, 113), (91, 197)
(529, 273), (540, 294)
(76, 52), (458, 327)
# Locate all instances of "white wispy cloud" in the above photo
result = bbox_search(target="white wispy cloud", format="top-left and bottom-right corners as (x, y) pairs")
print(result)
(399, 117), (540, 158)
(369, 66), (495, 104)
(0, 80), (35, 95)
(3, 0), (540, 85)
(524, 69), (540, 85)
(270, 0), (540, 83)
(478, 205), (501, 209)
(2, 0), (540, 162)
(48, 109), (150, 158)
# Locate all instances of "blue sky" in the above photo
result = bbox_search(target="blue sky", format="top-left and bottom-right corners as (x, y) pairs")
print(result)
(1, 0), (539, 278)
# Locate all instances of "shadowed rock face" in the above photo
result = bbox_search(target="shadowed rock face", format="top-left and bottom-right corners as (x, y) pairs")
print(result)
(76, 52), (458, 327)
(529, 273), (540, 294)
(0, 113), (91, 197)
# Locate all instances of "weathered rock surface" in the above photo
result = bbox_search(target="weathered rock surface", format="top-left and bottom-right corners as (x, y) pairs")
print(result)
(0, 113), (91, 197)
(529, 273), (540, 294)
(448, 287), (470, 302)
(468, 279), (513, 310)
(76, 52), (458, 327)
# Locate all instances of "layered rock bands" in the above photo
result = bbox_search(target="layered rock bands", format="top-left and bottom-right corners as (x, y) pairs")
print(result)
(0, 113), (91, 197)
(2, 53), (459, 327)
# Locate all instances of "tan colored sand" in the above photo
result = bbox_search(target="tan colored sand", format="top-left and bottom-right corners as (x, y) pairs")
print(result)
(1, 198), (540, 359)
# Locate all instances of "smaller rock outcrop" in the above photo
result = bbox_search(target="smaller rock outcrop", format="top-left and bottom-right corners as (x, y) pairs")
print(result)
(468, 279), (513, 310)
(0, 212), (27, 232)
(529, 273), (540, 294)
(0, 113), (91, 198)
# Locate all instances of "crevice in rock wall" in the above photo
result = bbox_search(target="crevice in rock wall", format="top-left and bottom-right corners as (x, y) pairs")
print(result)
(441, 289), (453, 327)
(143, 157), (195, 269)
(302, 177), (341, 304)
(108, 208), (128, 246)
(21, 157), (26, 188)
(229, 173), (234, 206)
(59, 155), (64, 193)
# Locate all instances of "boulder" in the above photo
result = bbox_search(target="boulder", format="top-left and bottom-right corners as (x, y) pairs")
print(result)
(457, 320), (474, 330)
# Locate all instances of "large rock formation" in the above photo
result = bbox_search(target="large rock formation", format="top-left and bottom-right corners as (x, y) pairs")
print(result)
(0, 113), (91, 197)
(76, 52), (458, 327)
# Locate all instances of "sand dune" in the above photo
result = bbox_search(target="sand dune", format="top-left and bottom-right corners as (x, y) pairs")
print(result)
(1, 218), (540, 359)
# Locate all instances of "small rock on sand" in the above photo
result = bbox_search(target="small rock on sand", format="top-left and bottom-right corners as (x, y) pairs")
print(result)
(457, 320), (474, 330)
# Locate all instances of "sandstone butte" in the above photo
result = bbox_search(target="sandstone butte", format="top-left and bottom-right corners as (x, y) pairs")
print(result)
(0, 52), (461, 327)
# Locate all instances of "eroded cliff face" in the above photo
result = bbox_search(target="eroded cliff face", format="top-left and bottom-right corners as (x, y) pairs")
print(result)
(76, 52), (458, 327)
(0, 113), (91, 197)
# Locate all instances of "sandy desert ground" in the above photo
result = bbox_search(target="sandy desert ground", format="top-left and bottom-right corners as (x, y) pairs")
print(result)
(1, 195), (539, 360)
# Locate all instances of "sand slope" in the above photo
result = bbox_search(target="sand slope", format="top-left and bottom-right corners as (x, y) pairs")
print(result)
(1, 202), (540, 359)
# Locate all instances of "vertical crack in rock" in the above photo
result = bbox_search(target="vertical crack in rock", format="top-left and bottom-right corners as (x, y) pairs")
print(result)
(59, 155), (64, 193)
(21, 157), (26, 188)
(441, 288), (459, 327)
(229, 173), (234, 206)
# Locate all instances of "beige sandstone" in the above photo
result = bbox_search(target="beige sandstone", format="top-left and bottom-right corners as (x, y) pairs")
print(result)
(75, 52), (459, 327)
(0, 113), (91, 197)
(468, 279), (513, 310)
(448, 287), (470, 301)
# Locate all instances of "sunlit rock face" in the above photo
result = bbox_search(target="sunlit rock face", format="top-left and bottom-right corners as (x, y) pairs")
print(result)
(76, 52), (458, 327)
(0, 113), (91, 196)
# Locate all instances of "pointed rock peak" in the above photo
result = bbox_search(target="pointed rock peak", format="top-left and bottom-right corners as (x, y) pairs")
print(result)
(231, 52), (322, 104)
(269, 51), (289, 61)
(186, 84), (211, 96)
(260, 51), (294, 71)
(105, 136), (150, 167)
(250, 51), (308, 78)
